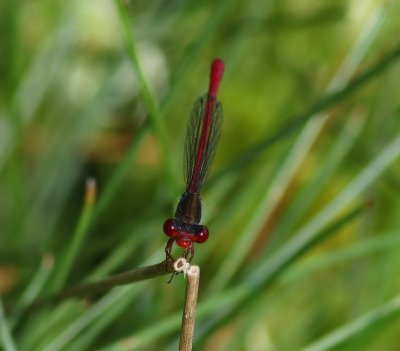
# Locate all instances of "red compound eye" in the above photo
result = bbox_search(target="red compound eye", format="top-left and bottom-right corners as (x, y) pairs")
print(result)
(163, 219), (176, 238)
(195, 226), (209, 244)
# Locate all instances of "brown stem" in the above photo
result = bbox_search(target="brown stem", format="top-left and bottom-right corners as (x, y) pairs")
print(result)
(178, 264), (200, 351)
(22, 260), (176, 314)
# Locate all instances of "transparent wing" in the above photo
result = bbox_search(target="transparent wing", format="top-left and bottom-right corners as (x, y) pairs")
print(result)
(184, 94), (222, 192)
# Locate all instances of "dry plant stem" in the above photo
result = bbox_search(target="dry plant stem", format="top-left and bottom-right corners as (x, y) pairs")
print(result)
(24, 260), (176, 314)
(178, 264), (200, 351)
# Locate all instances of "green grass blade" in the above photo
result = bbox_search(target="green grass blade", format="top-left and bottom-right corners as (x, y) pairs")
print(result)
(11, 255), (54, 326)
(113, 0), (177, 193)
(50, 179), (96, 291)
(250, 134), (400, 288)
(300, 294), (400, 351)
(40, 286), (142, 351)
(13, 9), (76, 124)
(283, 231), (400, 282)
(0, 297), (17, 351)
(272, 114), (364, 242)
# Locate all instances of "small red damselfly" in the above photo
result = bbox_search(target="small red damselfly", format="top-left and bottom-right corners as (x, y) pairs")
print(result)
(164, 59), (225, 261)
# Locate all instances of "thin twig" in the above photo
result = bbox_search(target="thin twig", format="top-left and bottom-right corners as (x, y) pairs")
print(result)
(21, 260), (176, 314)
(178, 263), (200, 351)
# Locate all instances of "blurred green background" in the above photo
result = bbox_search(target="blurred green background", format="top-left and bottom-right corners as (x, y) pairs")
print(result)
(1, 0), (400, 350)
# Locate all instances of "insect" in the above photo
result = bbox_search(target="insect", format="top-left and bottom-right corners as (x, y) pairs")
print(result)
(163, 59), (225, 261)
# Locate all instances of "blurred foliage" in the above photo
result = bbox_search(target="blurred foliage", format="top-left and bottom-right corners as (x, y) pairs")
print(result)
(1, 0), (400, 350)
